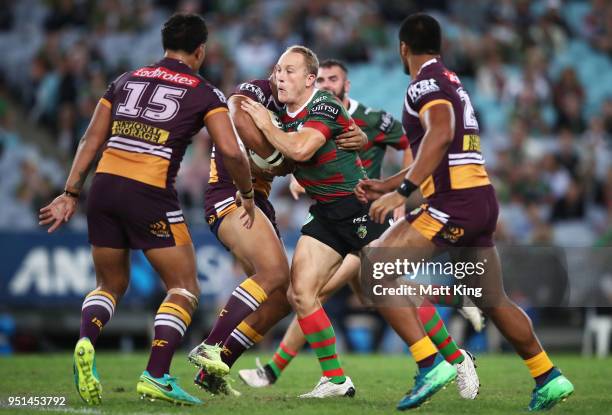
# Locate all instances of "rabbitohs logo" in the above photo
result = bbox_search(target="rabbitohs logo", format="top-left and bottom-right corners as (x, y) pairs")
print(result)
(357, 224), (368, 239)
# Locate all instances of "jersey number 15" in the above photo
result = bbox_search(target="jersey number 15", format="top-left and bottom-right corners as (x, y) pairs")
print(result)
(116, 81), (187, 122)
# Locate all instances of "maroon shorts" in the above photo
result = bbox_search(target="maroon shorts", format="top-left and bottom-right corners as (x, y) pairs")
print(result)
(406, 185), (499, 247)
(204, 182), (280, 247)
(87, 173), (192, 250)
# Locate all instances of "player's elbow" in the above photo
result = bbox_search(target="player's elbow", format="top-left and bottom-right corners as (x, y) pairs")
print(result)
(291, 146), (315, 162)
(433, 129), (454, 148)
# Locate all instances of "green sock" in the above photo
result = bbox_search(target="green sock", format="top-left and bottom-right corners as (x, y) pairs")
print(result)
(418, 304), (464, 365)
(267, 342), (297, 378)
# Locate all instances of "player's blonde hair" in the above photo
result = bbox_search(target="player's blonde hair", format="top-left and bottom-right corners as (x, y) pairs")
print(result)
(285, 45), (319, 76)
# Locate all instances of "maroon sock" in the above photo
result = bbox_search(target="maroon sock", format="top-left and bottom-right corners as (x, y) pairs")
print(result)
(221, 321), (263, 367)
(146, 302), (191, 378)
(79, 290), (116, 345)
(206, 278), (267, 345)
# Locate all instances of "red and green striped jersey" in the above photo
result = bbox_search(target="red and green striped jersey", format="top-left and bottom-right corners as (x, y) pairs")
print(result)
(347, 99), (409, 179)
(279, 89), (366, 203)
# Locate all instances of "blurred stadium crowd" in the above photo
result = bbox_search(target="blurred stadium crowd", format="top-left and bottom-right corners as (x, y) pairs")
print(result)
(0, 0), (611, 247)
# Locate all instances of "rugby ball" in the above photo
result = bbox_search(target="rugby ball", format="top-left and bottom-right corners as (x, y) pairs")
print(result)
(248, 110), (285, 169)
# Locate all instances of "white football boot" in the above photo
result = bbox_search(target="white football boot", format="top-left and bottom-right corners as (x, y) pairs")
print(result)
(299, 376), (356, 398)
(238, 358), (273, 388)
(455, 349), (480, 399)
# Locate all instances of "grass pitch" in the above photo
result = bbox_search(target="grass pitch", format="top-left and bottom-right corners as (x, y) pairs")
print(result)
(0, 352), (609, 414)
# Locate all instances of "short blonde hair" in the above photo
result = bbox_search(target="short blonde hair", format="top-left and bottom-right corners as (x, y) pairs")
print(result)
(285, 45), (319, 76)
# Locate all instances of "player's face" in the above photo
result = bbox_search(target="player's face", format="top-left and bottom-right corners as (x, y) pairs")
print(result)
(316, 66), (350, 101)
(275, 52), (315, 104)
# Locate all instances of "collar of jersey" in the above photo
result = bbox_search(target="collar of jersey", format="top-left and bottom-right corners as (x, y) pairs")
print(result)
(160, 57), (190, 70)
(286, 88), (319, 118)
(417, 58), (439, 77)
(347, 98), (359, 116)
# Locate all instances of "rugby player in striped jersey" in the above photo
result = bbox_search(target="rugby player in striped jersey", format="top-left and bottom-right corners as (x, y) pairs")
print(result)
(357, 14), (574, 411)
(189, 74), (369, 395)
(241, 45), (467, 400)
(39, 13), (254, 406)
(239, 59), (480, 401)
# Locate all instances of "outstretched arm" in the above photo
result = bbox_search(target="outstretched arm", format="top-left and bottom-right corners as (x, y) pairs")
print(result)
(39, 101), (112, 233)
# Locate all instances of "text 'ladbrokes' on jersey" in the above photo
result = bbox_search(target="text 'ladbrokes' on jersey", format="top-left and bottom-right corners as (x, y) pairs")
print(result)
(402, 58), (490, 199)
(96, 57), (228, 189)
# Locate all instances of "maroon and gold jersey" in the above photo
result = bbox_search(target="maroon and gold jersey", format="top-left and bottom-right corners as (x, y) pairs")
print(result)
(280, 89), (366, 203)
(208, 79), (282, 198)
(402, 58), (490, 199)
(348, 99), (409, 179)
(96, 57), (228, 190)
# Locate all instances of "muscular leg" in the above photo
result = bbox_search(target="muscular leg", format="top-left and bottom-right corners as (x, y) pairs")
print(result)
(218, 207), (289, 293)
(144, 244), (200, 377)
(265, 252), (361, 379)
(74, 247), (131, 405)
(288, 236), (346, 384)
(205, 207), (290, 346)
(79, 247), (130, 345)
(266, 241), (465, 380)
(462, 247), (554, 383)
(366, 219), (439, 348)
(221, 285), (293, 368)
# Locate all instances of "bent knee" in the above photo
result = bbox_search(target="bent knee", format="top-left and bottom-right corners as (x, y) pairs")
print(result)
(99, 280), (129, 300)
(287, 284), (315, 313)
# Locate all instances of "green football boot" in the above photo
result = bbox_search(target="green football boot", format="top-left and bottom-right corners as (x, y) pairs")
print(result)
(73, 337), (102, 405)
(187, 343), (230, 376)
(397, 354), (457, 410)
(528, 368), (574, 411)
(137, 371), (202, 406)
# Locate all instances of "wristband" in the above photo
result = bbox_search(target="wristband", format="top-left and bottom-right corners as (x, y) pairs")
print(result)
(240, 188), (255, 199)
(397, 179), (418, 198)
(64, 189), (80, 199)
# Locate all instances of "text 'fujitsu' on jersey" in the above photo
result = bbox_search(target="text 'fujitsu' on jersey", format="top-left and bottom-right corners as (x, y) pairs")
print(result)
(402, 58), (490, 199)
(96, 57), (228, 189)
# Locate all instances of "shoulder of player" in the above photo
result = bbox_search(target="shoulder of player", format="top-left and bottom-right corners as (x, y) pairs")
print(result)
(406, 69), (454, 106)
(309, 89), (340, 105)
(357, 102), (385, 119)
(196, 80), (228, 103)
(111, 71), (131, 86)
(306, 90), (346, 113)
(307, 90), (346, 115)
(232, 79), (270, 104)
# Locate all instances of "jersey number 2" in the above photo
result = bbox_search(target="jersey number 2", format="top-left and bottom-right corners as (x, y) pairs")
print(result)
(458, 88), (479, 130)
(116, 81), (187, 122)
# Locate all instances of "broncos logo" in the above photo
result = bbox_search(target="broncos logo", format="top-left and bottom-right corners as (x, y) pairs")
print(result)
(441, 226), (464, 243)
(149, 220), (170, 238)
